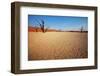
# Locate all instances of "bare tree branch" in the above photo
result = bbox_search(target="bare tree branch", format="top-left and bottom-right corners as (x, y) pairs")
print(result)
(34, 18), (49, 33)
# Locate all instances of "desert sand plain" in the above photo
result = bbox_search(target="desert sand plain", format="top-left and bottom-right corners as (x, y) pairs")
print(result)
(28, 32), (88, 60)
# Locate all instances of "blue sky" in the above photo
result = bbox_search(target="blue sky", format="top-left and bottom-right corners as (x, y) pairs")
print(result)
(28, 15), (88, 31)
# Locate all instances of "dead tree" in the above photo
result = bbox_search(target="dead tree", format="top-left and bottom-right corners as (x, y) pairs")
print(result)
(39, 19), (48, 33)
(80, 26), (83, 33)
(34, 19), (48, 33)
(39, 20), (45, 32)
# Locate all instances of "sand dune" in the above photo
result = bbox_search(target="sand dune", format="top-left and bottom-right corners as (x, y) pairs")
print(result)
(28, 32), (88, 60)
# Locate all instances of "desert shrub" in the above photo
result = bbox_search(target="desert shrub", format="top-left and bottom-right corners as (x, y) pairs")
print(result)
(34, 26), (38, 32)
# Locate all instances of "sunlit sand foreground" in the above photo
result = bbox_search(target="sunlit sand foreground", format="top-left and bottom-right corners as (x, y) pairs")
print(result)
(28, 32), (88, 60)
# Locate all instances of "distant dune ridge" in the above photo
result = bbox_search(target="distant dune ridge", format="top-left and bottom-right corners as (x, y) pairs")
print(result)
(28, 26), (88, 32)
(28, 26), (62, 32)
(28, 31), (88, 60)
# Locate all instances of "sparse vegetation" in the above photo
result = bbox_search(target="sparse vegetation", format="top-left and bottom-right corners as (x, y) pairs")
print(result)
(34, 26), (38, 32)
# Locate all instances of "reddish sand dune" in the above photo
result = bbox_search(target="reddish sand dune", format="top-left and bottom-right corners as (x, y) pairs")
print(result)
(28, 32), (88, 60)
(28, 26), (63, 32)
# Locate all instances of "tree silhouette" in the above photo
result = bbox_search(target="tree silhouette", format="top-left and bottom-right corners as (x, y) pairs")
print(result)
(80, 26), (83, 33)
(39, 19), (48, 33)
(34, 19), (49, 33)
(39, 20), (45, 32)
